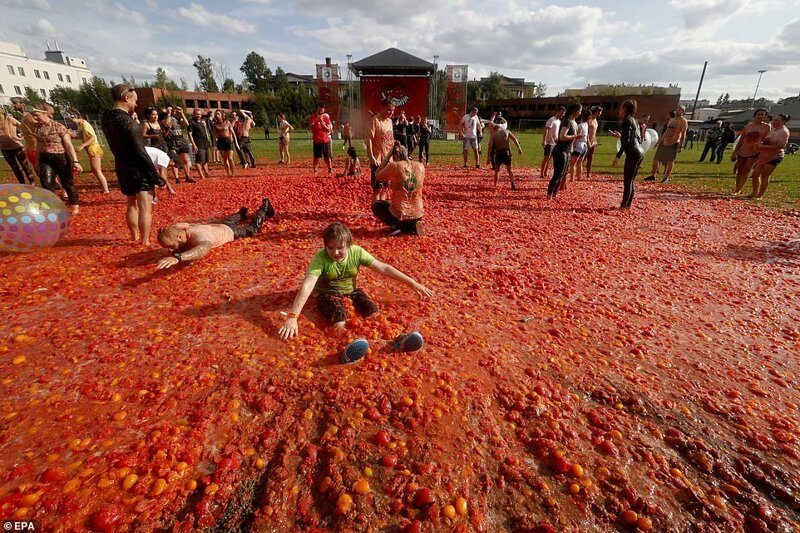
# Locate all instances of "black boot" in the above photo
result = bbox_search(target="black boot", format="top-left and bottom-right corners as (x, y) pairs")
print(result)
(246, 199), (273, 234)
(261, 198), (275, 219)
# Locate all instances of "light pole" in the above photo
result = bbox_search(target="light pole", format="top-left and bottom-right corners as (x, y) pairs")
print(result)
(432, 55), (439, 124)
(752, 69), (767, 106)
(346, 54), (352, 121)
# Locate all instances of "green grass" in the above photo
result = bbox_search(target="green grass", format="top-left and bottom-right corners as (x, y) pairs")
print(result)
(3, 130), (797, 208)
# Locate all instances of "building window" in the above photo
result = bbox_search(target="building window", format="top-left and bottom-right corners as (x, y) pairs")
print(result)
(34, 69), (41, 79)
(66, 75), (71, 83)
(40, 89), (46, 97)
(7, 65), (14, 75)
(17, 67), (25, 76)
(58, 73), (63, 82)
(14, 86), (22, 95)
(43, 71), (50, 80)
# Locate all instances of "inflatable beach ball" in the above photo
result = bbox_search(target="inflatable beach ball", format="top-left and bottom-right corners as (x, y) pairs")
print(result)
(0, 184), (71, 253)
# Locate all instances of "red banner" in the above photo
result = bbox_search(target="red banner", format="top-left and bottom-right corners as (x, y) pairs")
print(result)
(360, 76), (430, 119)
(316, 64), (341, 124)
(445, 65), (468, 133)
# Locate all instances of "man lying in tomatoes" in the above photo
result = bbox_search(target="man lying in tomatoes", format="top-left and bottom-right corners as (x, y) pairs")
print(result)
(154, 198), (274, 269)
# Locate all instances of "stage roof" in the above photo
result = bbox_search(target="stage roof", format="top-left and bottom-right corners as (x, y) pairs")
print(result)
(352, 48), (435, 75)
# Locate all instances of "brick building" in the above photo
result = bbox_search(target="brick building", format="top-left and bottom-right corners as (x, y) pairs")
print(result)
(134, 87), (252, 113)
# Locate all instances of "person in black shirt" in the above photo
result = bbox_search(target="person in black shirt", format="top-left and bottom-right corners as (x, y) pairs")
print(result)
(101, 84), (166, 246)
(547, 103), (583, 198)
(610, 99), (644, 208)
(715, 121), (736, 164)
(417, 115), (430, 164)
(699, 121), (722, 162)
(187, 108), (212, 179)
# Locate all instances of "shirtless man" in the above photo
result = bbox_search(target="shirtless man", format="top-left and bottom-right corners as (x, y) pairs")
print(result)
(365, 97), (396, 201)
(233, 110), (257, 168)
(487, 122), (523, 189)
(277, 113), (294, 164)
(646, 106), (687, 183)
(584, 106), (602, 178)
(156, 198), (275, 269)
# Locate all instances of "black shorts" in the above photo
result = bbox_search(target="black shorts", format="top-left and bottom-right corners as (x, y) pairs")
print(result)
(765, 157), (784, 167)
(543, 145), (554, 157)
(195, 148), (209, 164)
(492, 149), (512, 168)
(316, 289), (379, 324)
(217, 137), (233, 151)
(313, 142), (332, 159)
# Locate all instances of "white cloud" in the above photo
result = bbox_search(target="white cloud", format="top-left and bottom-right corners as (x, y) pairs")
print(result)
(0, 0), (50, 8)
(670, 0), (750, 29)
(26, 19), (57, 36)
(176, 3), (256, 34)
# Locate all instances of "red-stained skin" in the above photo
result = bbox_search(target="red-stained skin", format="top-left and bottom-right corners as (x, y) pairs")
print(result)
(0, 159), (799, 531)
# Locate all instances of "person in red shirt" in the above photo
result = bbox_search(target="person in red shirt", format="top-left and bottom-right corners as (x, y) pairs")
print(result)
(310, 103), (333, 175)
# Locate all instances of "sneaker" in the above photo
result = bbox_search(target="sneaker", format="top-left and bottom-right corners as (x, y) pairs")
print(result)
(341, 338), (370, 364)
(462, 164), (468, 169)
(393, 331), (424, 353)
(261, 198), (275, 219)
(660, 177), (670, 183)
(185, 177), (197, 183)
(644, 175), (656, 181)
(476, 164), (481, 169)
(238, 206), (248, 218)
(388, 227), (402, 236)
(414, 220), (425, 236)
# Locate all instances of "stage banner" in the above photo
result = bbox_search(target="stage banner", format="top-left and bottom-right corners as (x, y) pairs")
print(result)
(445, 65), (468, 133)
(316, 64), (341, 124)
(360, 76), (430, 119)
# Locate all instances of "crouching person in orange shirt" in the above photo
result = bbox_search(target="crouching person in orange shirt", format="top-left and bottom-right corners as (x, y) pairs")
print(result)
(371, 143), (425, 236)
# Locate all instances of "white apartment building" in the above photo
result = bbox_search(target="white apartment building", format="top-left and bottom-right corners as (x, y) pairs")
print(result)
(0, 41), (92, 106)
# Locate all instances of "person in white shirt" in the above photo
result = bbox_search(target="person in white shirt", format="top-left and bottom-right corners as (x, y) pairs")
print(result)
(460, 107), (481, 168)
(540, 106), (565, 179)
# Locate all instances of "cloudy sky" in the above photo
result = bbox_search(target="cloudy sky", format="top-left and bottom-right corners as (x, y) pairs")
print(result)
(2, 0), (799, 102)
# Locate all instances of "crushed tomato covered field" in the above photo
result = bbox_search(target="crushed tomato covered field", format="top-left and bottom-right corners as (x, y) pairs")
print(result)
(0, 164), (799, 531)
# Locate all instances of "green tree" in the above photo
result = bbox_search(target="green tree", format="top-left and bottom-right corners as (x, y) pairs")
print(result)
(478, 72), (510, 100)
(153, 67), (180, 91)
(23, 87), (46, 106)
(193, 55), (218, 92)
(716, 94), (724, 106)
(240, 51), (272, 93)
(222, 78), (236, 93)
(273, 67), (289, 92)
(49, 86), (81, 110)
(533, 83), (547, 98)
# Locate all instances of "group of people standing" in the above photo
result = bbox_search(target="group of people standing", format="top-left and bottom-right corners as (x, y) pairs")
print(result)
(140, 105), (259, 183)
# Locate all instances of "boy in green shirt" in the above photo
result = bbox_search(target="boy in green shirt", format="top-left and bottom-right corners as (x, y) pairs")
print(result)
(279, 222), (432, 340)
